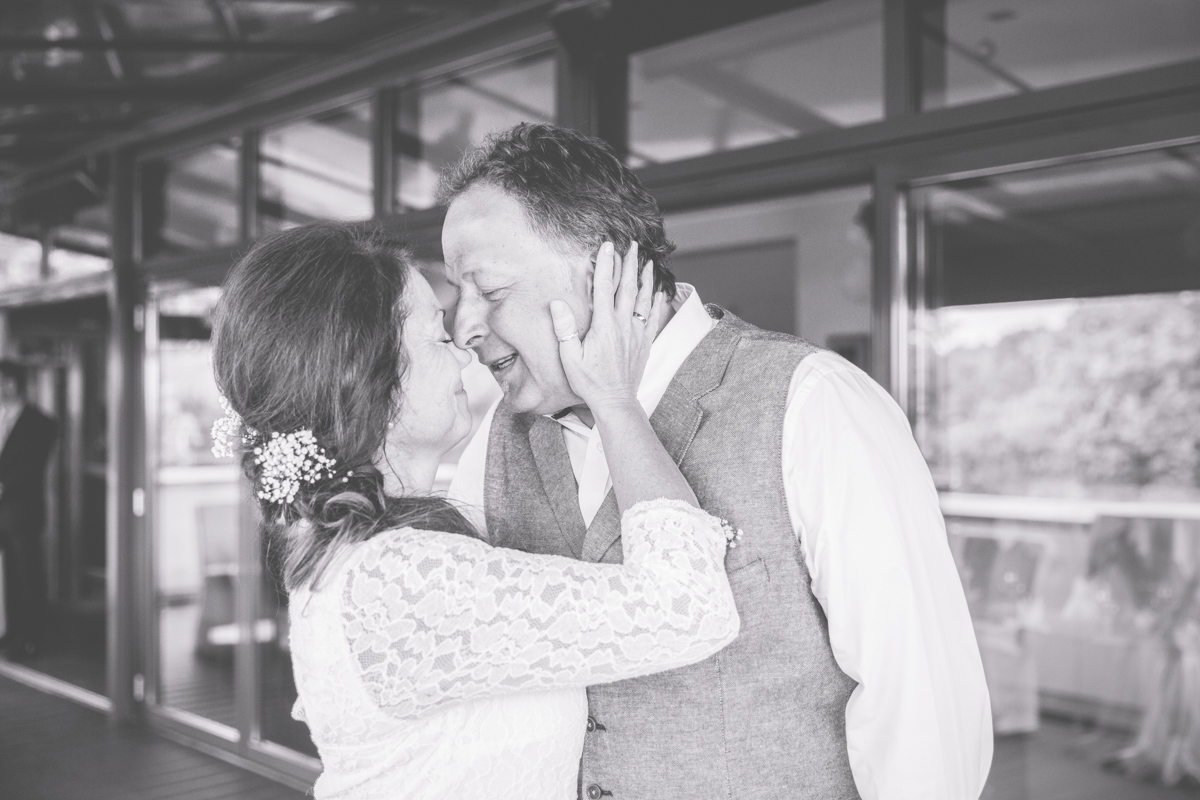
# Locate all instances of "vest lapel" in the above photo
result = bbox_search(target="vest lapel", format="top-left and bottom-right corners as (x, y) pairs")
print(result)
(527, 416), (588, 559)
(582, 306), (745, 563)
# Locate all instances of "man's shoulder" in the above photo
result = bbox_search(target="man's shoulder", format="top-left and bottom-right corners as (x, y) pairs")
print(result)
(706, 312), (824, 384)
(712, 307), (821, 354)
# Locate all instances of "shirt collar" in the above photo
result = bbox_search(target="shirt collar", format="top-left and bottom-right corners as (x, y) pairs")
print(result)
(551, 283), (717, 434)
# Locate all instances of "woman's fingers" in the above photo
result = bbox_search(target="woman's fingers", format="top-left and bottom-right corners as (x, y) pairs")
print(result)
(591, 241), (615, 320)
(615, 242), (639, 318)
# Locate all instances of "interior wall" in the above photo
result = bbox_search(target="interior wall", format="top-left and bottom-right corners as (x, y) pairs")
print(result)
(665, 185), (873, 350)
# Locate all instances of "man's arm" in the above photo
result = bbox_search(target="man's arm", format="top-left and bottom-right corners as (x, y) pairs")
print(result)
(783, 352), (993, 800)
(447, 398), (499, 540)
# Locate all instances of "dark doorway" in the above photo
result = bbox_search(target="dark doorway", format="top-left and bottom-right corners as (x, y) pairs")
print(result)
(1, 294), (109, 696)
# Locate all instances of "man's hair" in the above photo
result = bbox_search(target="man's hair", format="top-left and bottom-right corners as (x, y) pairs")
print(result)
(0, 360), (27, 393)
(437, 123), (678, 301)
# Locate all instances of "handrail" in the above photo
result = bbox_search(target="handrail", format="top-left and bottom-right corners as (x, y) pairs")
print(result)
(939, 491), (1200, 524)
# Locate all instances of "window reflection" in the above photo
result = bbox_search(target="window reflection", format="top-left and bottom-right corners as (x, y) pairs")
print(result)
(0, 231), (45, 289)
(629, 1), (882, 166)
(0, 173), (112, 290)
(393, 54), (555, 211)
(260, 101), (372, 233)
(153, 287), (239, 731)
(142, 140), (240, 259)
(914, 145), (1200, 796)
(919, 0), (1200, 110)
(258, 568), (318, 758)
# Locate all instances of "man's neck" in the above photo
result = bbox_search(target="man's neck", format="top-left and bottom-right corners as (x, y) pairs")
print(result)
(566, 299), (678, 430)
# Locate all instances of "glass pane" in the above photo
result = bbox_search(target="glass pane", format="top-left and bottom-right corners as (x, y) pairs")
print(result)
(258, 560), (317, 758)
(151, 286), (240, 732)
(664, 185), (874, 368)
(115, 1), (230, 80)
(142, 140), (240, 259)
(393, 54), (556, 212)
(920, 0), (1200, 110)
(260, 101), (372, 233)
(629, 1), (882, 166)
(913, 146), (1200, 796)
(0, 299), (110, 696)
(0, 231), (44, 289)
(2, 166), (113, 288)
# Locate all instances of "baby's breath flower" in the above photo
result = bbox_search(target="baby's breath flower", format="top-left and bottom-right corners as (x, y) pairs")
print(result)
(210, 394), (260, 459)
(254, 429), (337, 505)
(721, 520), (744, 550)
(211, 395), (241, 459)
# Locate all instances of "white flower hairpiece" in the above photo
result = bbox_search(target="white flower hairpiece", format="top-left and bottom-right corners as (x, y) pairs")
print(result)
(721, 520), (744, 550)
(211, 394), (258, 459)
(253, 429), (338, 505)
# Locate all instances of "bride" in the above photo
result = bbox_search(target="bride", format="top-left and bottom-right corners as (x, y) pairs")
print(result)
(210, 222), (740, 799)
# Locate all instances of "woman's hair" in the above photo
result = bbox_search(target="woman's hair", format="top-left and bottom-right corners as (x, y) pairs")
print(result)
(212, 222), (476, 592)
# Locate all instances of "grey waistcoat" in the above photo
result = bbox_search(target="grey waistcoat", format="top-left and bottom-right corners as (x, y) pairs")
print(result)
(484, 307), (860, 800)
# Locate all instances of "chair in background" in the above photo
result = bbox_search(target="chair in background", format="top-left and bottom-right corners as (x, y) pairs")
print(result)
(194, 503), (238, 659)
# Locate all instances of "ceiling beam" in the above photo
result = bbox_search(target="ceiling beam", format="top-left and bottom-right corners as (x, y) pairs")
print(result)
(0, 115), (139, 134)
(0, 82), (232, 105)
(681, 65), (841, 134)
(0, 36), (345, 54)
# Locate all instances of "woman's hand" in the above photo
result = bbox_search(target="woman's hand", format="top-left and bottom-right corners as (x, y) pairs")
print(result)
(550, 241), (665, 414)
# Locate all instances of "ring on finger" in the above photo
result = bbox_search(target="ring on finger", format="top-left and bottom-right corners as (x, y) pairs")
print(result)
(557, 331), (579, 342)
(632, 311), (648, 323)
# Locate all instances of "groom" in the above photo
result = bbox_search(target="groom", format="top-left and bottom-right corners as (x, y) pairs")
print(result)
(444, 123), (992, 799)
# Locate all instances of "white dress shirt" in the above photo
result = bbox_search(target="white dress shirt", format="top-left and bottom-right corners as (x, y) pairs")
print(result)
(450, 285), (993, 800)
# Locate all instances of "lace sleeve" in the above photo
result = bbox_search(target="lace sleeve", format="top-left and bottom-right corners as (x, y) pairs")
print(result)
(341, 498), (739, 719)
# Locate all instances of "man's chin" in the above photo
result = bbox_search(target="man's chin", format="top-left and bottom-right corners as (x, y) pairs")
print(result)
(498, 382), (580, 417)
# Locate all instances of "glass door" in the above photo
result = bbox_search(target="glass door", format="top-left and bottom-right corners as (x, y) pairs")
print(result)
(909, 143), (1200, 795)
(0, 297), (109, 697)
(144, 281), (320, 776)
(145, 284), (240, 736)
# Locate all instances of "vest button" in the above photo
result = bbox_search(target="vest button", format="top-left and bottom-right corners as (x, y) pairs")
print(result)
(586, 716), (596, 732)
(586, 785), (603, 800)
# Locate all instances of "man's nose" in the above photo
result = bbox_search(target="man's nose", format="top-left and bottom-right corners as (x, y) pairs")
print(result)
(453, 299), (487, 350)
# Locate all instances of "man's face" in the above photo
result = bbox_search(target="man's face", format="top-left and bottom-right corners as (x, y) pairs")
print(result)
(443, 184), (592, 415)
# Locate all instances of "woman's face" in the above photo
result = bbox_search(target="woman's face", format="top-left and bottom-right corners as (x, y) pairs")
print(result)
(381, 270), (473, 481)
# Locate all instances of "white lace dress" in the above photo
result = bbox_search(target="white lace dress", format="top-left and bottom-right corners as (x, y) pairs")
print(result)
(288, 498), (740, 800)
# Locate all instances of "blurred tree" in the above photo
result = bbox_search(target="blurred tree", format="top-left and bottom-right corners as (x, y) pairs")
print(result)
(937, 293), (1200, 498)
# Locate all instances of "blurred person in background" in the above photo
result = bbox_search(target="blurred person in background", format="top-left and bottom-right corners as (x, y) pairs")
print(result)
(0, 360), (58, 660)
(444, 123), (993, 800)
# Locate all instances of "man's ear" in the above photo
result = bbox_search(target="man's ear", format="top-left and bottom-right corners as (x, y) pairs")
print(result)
(584, 254), (596, 313)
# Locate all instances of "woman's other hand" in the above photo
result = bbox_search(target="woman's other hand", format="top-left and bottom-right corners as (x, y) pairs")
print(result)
(550, 241), (664, 414)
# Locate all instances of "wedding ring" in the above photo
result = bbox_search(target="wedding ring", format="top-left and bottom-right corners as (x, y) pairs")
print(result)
(632, 311), (648, 323)
(557, 331), (578, 342)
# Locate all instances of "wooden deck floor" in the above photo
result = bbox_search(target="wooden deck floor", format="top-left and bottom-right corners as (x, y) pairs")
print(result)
(4, 664), (1200, 799)
(0, 674), (308, 800)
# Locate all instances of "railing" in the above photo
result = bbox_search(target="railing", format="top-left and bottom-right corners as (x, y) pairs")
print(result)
(938, 491), (1200, 738)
